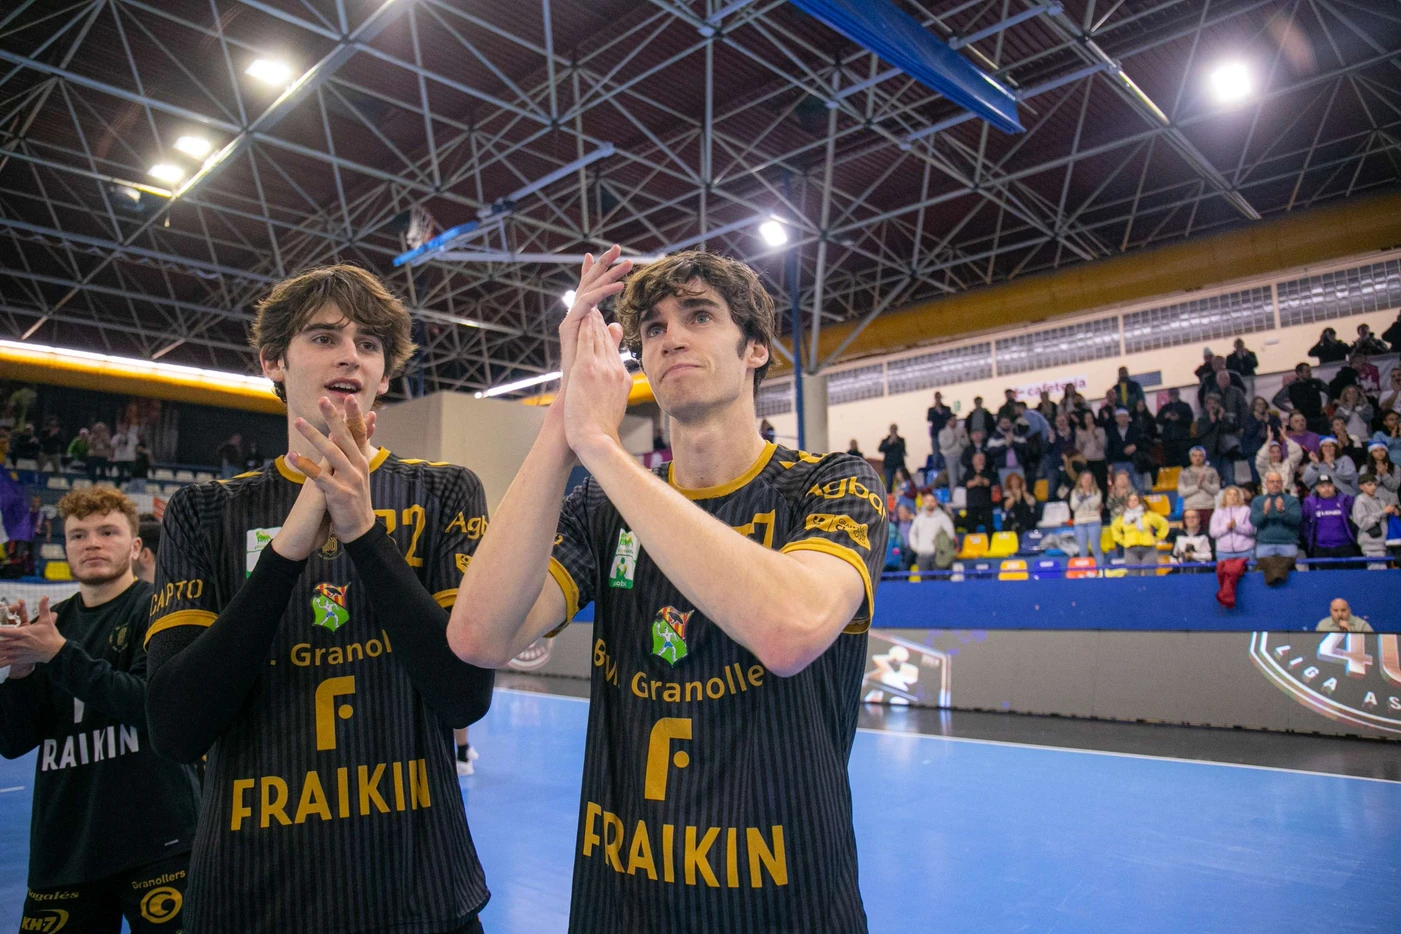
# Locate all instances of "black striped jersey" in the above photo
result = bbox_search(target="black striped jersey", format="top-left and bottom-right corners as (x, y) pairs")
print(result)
(548, 441), (888, 933)
(147, 450), (490, 934)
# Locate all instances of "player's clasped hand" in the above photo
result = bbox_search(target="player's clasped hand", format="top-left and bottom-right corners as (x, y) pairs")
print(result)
(0, 597), (65, 678)
(272, 402), (378, 560)
(563, 308), (632, 462)
(559, 245), (632, 399)
(294, 395), (378, 543)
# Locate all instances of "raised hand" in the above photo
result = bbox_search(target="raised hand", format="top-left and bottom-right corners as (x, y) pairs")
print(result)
(559, 245), (632, 397)
(294, 395), (377, 542)
(0, 597), (65, 676)
(274, 403), (378, 560)
(563, 309), (632, 463)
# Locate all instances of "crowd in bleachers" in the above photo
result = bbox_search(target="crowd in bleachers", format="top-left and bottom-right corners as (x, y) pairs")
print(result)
(875, 315), (1401, 586)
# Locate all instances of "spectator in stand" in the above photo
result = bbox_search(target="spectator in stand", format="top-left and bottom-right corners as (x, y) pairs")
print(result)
(65, 427), (88, 469)
(1353, 323), (1389, 356)
(962, 450), (997, 534)
(244, 440), (266, 471)
(1195, 347), (1217, 383)
(1096, 391), (1119, 431)
(1285, 410), (1322, 457)
(891, 467), (918, 515)
(129, 443), (151, 495)
(1106, 469), (1135, 524)
(1372, 409), (1401, 463)
(1178, 446), (1221, 528)
(1069, 471), (1105, 563)
(907, 495), (957, 574)
(966, 396), (994, 437)
(1316, 598), (1373, 633)
(1308, 327), (1351, 364)
(1036, 389), (1058, 422)
(1272, 362), (1330, 433)
(85, 421), (112, 482)
(1000, 473), (1039, 534)
(996, 389), (1020, 423)
(1056, 382), (1080, 419)
(1111, 492), (1168, 576)
(1106, 407), (1146, 491)
(1156, 388), (1195, 467)
(1242, 397), (1278, 484)
(1076, 410), (1108, 492)
(960, 427), (990, 474)
(216, 432), (243, 480)
(110, 421), (138, 483)
(1379, 368), (1401, 418)
(1331, 417), (1367, 468)
(926, 391), (952, 477)
(37, 418), (64, 473)
(8, 422), (40, 465)
(1252, 470), (1302, 561)
(1384, 311), (1401, 352)
(1334, 385), (1373, 441)
(847, 438), (864, 458)
(7, 383), (36, 426)
(938, 417), (968, 490)
(1015, 400), (1050, 480)
(1210, 487), (1256, 560)
(1302, 474), (1358, 568)
(894, 503), (914, 546)
(878, 423), (908, 495)
(1169, 509), (1214, 569)
(987, 416), (1030, 487)
(1353, 473), (1398, 568)
(1256, 433), (1304, 490)
(1365, 441), (1399, 495)
(1350, 353), (1381, 398)
(1046, 412), (1079, 499)
(134, 514), (162, 584)
(1129, 398), (1156, 443)
(1197, 355), (1245, 408)
(1302, 437), (1358, 497)
(1108, 366), (1145, 411)
(1226, 338), (1258, 377)
(1213, 370), (1249, 433)
(1195, 394), (1235, 481)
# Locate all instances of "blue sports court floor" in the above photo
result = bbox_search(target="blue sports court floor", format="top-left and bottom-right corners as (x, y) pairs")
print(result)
(3, 686), (1399, 932)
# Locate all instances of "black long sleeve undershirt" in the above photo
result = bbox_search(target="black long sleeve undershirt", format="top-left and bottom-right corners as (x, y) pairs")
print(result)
(0, 674), (47, 759)
(342, 523), (494, 730)
(145, 545), (307, 763)
(47, 641), (148, 729)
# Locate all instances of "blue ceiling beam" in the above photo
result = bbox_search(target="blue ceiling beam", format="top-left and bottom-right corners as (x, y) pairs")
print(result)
(787, 0), (1024, 134)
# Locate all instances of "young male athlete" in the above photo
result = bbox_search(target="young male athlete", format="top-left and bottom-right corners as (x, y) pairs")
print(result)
(450, 248), (887, 932)
(144, 265), (496, 933)
(1, 488), (200, 933)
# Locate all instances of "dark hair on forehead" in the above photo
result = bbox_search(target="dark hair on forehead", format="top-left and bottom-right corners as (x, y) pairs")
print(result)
(250, 264), (417, 404)
(613, 250), (775, 391)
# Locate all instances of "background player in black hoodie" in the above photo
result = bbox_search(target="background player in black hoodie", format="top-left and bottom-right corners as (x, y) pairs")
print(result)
(1, 487), (200, 933)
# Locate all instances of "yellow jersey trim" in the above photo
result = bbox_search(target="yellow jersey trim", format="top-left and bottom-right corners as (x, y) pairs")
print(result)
(780, 538), (874, 634)
(275, 446), (392, 484)
(432, 588), (457, 609)
(545, 557), (580, 634)
(144, 609), (218, 647)
(218, 470), (262, 483)
(668, 441), (777, 500)
(398, 458), (451, 466)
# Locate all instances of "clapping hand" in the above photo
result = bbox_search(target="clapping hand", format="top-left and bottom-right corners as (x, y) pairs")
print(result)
(274, 403), (377, 560)
(293, 395), (378, 542)
(559, 246), (632, 401)
(563, 307), (632, 463)
(0, 598), (65, 677)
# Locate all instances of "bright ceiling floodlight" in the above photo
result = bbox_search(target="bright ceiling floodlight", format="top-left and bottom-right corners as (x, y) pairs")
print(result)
(562, 289), (577, 308)
(246, 58), (294, 86)
(758, 220), (789, 247)
(1209, 61), (1252, 105)
(174, 136), (212, 159)
(147, 163), (185, 184)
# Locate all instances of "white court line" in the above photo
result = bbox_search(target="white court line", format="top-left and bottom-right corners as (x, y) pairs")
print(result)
(496, 686), (1401, 785)
(0, 786), (24, 793)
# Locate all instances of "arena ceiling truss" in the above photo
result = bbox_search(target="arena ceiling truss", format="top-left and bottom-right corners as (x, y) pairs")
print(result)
(1, 0), (1398, 397)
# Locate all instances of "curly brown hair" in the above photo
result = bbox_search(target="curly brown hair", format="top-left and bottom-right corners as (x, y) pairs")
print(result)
(58, 487), (139, 536)
(250, 264), (417, 403)
(613, 251), (775, 391)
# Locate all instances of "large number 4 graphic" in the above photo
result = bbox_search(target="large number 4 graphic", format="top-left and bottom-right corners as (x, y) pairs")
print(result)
(1317, 633), (1401, 686)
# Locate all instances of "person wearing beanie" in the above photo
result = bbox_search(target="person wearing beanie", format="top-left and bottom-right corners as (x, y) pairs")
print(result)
(1255, 429), (1303, 486)
(1301, 436), (1358, 497)
(1352, 473), (1398, 568)
(1302, 474), (1358, 568)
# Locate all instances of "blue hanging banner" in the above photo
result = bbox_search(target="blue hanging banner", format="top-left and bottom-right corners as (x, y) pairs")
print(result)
(788, 0), (1023, 134)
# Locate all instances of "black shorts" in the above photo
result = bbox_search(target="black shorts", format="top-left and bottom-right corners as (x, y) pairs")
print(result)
(21, 853), (189, 934)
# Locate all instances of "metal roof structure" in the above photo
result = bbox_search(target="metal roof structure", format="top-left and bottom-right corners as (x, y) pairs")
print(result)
(1, 0), (1398, 398)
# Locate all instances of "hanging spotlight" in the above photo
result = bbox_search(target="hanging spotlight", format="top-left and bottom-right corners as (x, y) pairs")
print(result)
(246, 59), (294, 86)
(174, 136), (212, 159)
(1209, 61), (1252, 105)
(759, 220), (790, 247)
(147, 163), (185, 184)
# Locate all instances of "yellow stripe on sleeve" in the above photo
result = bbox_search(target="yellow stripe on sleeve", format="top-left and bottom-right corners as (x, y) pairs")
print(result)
(545, 557), (581, 636)
(780, 538), (875, 634)
(144, 609), (218, 647)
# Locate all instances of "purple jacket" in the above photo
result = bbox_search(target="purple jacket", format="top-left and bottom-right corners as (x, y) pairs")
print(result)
(1303, 493), (1355, 550)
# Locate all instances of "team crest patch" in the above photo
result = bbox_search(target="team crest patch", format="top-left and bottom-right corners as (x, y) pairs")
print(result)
(317, 533), (342, 561)
(609, 529), (640, 589)
(311, 583), (350, 633)
(805, 513), (871, 549)
(246, 527), (281, 577)
(455, 553), (472, 573)
(651, 606), (692, 666)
